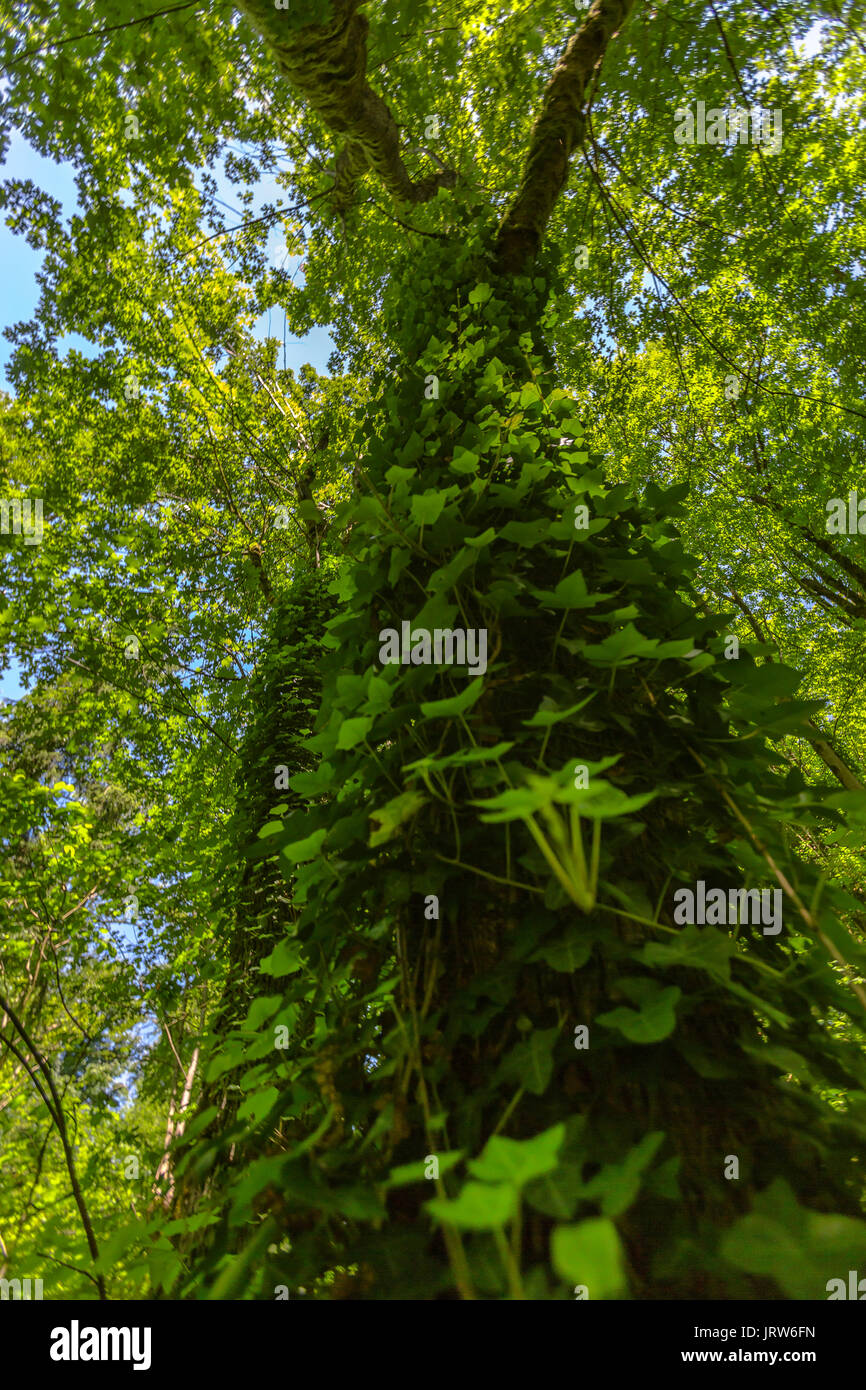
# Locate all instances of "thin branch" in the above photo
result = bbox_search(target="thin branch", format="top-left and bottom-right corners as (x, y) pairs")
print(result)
(0, 990), (106, 1299)
(8, 0), (211, 68)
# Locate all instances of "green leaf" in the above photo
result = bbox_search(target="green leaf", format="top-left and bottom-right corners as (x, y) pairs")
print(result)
(280, 828), (327, 863)
(260, 938), (304, 977)
(727, 662), (803, 698)
(289, 762), (334, 795)
(498, 1026), (559, 1094)
(529, 930), (593, 972)
(721, 1179), (866, 1299)
(419, 675), (485, 719)
(403, 741), (513, 774)
(551, 1218), (626, 1297)
(398, 430), (425, 465)
(450, 446), (480, 474)
(468, 282), (493, 305)
(426, 1181), (517, 1230)
(525, 1166), (585, 1219)
(468, 1123), (565, 1186)
(336, 715), (374, 749)
(385, 465), (416, 485)
(582, 623), (695, 666)
(244, 995), (283, 1031)
(522, 694), (595, 727)
(384, 1152), (464, 1187)
(411, 490), (447, 526)
(500, 518), (550, 547)
(597, 985), (681, 1043)
(238, 1085), (280, 1125)
(364, 674), (393, 712)
(580, 1131), (666, 1216)
(369, 789), (427, 846)
(641, 925), (736, 982)
(531, 571), (604, 609)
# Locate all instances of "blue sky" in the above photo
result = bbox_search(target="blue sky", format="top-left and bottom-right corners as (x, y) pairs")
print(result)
(0, 132), (335, 701)
(0, 133), (335, 381)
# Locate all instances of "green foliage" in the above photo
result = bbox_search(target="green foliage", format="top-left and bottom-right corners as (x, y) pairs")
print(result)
(171, 243), (866, 1300)
(1, 0), (866, 1303)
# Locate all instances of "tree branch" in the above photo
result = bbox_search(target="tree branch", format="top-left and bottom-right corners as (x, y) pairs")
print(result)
(236, 0), (456, 214)
(494, 0), (636, 274)
(0, 990), (106, 1299)
(8, 0), (210, 67)
(724, 590), (865, 791)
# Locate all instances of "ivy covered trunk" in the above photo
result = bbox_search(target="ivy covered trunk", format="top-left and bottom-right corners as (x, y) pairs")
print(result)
(173, 575), (329, 1245)
(177, 233), (866, 1300)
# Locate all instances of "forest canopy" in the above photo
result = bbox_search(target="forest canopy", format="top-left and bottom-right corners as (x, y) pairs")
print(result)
(2, 0), (866, 1303)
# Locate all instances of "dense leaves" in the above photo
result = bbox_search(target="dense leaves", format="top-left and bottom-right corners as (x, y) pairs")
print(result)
(1, 0), (866, 1301)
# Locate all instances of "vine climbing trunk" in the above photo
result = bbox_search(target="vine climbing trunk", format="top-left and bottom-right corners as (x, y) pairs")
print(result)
(176, 240), (866, 1300)
(169, 0), (866, 1301)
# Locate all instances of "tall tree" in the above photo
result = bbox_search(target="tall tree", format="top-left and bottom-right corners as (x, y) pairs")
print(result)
(2, 0), (866, 1301)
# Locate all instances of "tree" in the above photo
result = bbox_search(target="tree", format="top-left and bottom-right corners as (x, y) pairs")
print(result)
(2, 0), (866, 1301)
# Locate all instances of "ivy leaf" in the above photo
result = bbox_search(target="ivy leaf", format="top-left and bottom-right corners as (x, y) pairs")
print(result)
(426, 1180), (517, 1230)
(597, 985), (681, 1043)
(419, 676), (485, 719)
(243, 995), (283, 1031)
(280, 828), (327, 864)
(449, 446), (480, 474)
(364, 674), (393, 713)
(721, 1179), (866, 1299)
(468, 1123), (565, 1186)
(411, 490), (448, 526)
(260, 938), (304, 977)
(529, 931), (593, 972)
(468, 282), (493, 305)
(582, 624), (695, 666)
(522, 694), (596, 727)
(530, 571), (605, 609)
(525, 1165), (585, 1220)
(499, 518), (550, 546)
(237, 1086), (280, 1126)
(580, 1131), (666, 1216)
(336, 715), (374, 749)
(551, 1218), (626, 1297)
(641, 926), (736, 982)
(369, 789), (427, 846)
(384, 1152), (464, 1187)
(497, 1026), (559, 1094)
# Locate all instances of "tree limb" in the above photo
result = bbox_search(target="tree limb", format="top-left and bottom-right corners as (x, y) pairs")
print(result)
(725, 590), (865, 791)
(0, 990), (106, 1299)
(806, 721), (865, 793)
(495, 0), (636, 274)
(235, 0), (456, 214)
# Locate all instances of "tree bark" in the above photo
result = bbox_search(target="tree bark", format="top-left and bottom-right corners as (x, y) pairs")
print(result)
(494, 0), (636, 274)
(235, 0), (456, 213)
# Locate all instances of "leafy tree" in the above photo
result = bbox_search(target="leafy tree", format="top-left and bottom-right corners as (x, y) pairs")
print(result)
(1, 0), (866, 1301)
